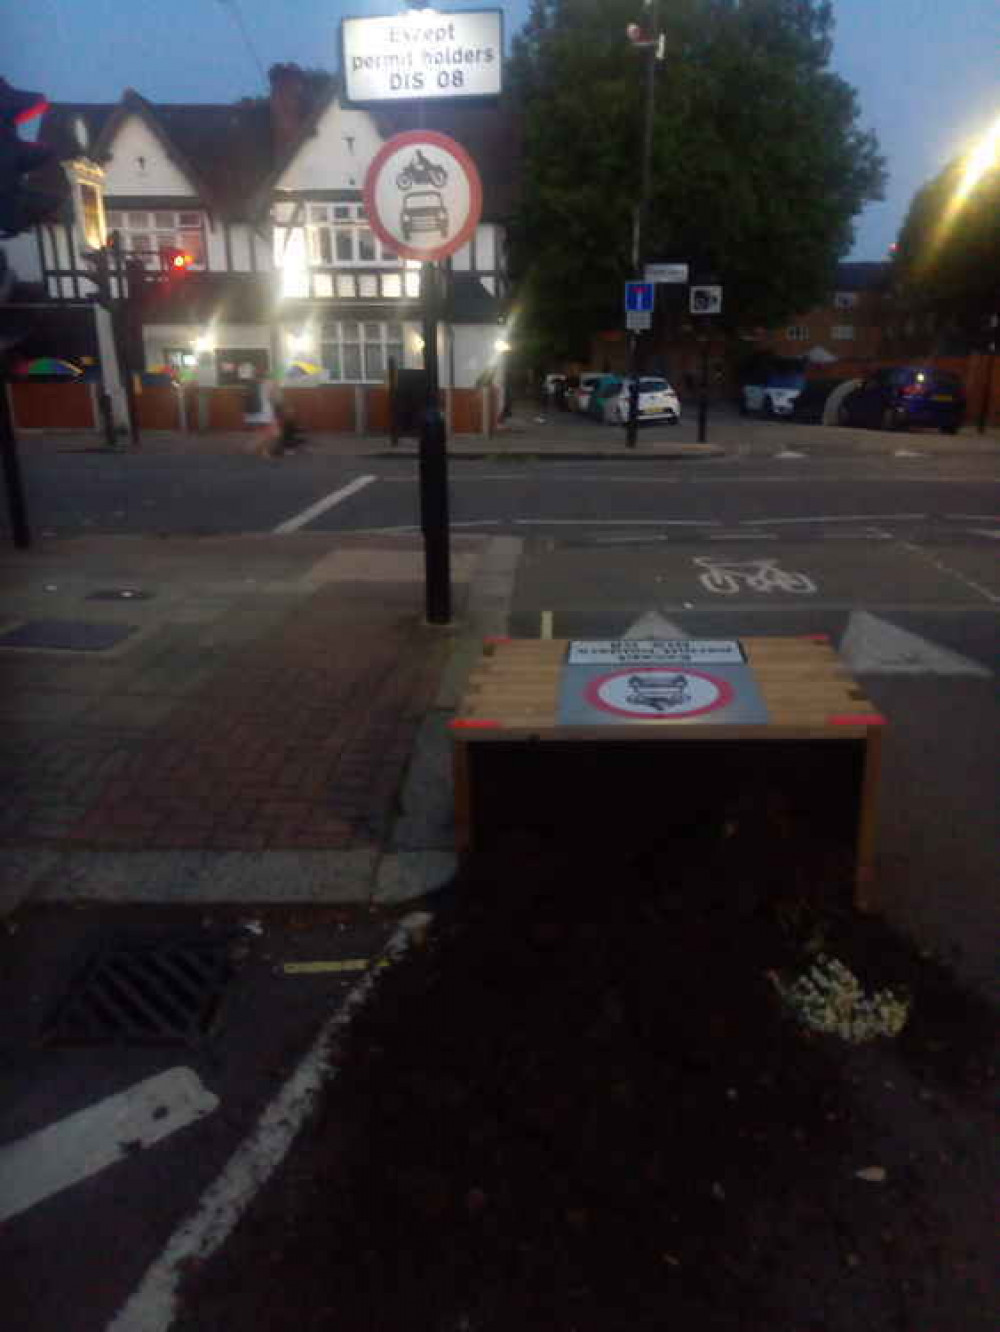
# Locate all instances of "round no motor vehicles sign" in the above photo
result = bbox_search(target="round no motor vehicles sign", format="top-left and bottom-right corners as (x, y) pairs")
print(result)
(364, 130), (483, 263)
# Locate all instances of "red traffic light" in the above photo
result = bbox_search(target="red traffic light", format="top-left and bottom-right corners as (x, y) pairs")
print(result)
(161, 247), (194, 272)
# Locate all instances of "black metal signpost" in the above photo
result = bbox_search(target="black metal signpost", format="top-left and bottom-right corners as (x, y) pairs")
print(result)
(418, 261), (451, 623)
(0, 356), (30, 548)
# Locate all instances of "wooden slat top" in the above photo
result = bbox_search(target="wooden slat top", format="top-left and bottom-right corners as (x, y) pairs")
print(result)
(453, 637), (885, 740)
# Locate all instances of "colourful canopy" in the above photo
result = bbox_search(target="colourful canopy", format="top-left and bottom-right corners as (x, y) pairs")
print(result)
(27, 357), (82, 376)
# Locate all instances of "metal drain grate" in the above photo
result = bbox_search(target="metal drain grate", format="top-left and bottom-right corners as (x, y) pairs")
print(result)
(0, 619), (136, 652)
(42, 939), (234, 1046)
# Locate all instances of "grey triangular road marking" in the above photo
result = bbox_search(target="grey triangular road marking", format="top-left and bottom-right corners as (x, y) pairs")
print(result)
(840, 611), (992, 677)
(623, 610), (688, 639)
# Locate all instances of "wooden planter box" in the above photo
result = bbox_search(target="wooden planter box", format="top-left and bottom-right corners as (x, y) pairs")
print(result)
(451, 637), (886, 911)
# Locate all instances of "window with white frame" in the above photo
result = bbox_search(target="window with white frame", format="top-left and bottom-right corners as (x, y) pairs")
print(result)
(320, 321), (404, 382)
(786, 325), (810, 341)
(833, 291), (858, 309)
(832, 325), (855, 341)
(307, 203), (398, 266)
(105, 209), (206, 270)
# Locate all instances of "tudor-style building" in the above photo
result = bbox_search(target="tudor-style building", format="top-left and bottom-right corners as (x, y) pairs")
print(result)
(2, 65), (519, 428)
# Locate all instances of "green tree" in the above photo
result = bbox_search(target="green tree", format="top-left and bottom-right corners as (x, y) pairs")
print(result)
(891, 141), (1000, 351)
(509, 0), (885, 361)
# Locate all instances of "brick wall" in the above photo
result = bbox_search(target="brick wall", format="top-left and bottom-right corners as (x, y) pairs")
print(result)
(10, 382), (95, 430)
(284, 386), (357, 432)
(136, 385), (183, 430)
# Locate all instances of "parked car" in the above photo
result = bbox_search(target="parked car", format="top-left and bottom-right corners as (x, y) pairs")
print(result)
(569, 372), (603, 414)
(587, 374), (624, 420)
(790, 378), (849, 424)
(741, 371), (806, 418)
(604, 377), (681, 425)
(837, 366), (965, 433)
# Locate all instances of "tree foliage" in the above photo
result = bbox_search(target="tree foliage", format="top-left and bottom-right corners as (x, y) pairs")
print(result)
(508, 0), (885, 359)
(891, 145), (1000, 349)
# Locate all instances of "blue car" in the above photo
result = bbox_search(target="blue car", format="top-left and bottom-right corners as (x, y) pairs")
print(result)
(838, 366), (965, 434)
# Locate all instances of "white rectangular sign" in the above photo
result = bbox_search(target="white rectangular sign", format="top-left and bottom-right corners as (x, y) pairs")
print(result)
(645, 263), (689, 284)
(690, 284), (723, 314)
(626, 310), (652, 331)
(342, 11), (503, 103)
(568, 640), (745, 665)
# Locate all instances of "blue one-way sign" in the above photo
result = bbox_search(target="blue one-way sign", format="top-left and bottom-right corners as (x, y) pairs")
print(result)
(625, 281), (654, 312)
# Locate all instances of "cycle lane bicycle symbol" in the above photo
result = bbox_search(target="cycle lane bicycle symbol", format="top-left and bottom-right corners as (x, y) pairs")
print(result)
(693, 556), (818, 595)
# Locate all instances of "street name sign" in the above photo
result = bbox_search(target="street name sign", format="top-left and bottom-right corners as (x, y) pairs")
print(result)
(645, 262), (689, 284)
(342, 10), (503, 103)
(364, 130), (483, 263)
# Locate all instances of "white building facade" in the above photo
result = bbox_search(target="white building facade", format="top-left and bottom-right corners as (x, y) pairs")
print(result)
(3, 69), (516, 429)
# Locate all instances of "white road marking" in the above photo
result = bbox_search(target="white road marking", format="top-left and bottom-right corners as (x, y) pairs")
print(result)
(0, 1068), (218, 1225)
(893, 449), (925, 458)
(773, 450), (807, 459)
(694, 556), (817, 596)
(840, 611), (992, 677)
(901, 542), (1000, 606)
(106, 917), (422, 1332)
(969, 528), (1000, 540)
(741, 513), (926, 526)
(540, 610), (553, 639)
(709, 532), (778, 540)
(273, 475), (377, 534)
(623, 610), (688, 638)
(945, 514), (1000, 522)
(512, 518), (720, 526)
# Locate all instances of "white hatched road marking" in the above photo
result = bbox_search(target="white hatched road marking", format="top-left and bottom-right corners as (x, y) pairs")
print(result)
(273, 475), (377, 534)
(901, 542), (1000, 606)
(840, 612), (993, 677)
(0, 1068), (218, 1225)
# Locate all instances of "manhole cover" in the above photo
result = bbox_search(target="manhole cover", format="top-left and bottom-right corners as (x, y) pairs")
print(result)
(0, 619), (137, 652)
(86, 589), (153, 602)
(42, 938), (235, 1046)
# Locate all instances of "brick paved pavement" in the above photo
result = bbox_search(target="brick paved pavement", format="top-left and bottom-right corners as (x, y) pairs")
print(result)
(0, 535), (483, 899)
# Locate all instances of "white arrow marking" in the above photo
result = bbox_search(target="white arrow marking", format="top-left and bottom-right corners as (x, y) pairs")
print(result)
(623, 610), (688, 638)
(0, 1068), (218, 1225)
(840, 611), (992, 677)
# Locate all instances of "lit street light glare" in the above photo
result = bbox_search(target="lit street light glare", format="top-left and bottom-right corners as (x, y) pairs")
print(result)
(955, 111), (1000, 205)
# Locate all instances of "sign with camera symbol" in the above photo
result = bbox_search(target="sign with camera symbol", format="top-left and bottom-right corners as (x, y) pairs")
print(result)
(690, 285), (723, 315)
(364, 130), (483, 263)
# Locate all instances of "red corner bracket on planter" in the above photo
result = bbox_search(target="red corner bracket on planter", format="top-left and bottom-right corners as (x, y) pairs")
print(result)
(827, 713), (887, 727)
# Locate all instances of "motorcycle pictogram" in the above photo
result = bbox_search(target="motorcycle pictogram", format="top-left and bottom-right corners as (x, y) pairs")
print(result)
(396, 149), (448, 191)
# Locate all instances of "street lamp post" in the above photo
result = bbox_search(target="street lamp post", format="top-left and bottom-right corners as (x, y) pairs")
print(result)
(625, 0), (662, 449)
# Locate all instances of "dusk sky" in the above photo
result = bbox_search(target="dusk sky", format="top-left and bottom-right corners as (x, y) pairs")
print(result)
(3, 0), (998, 259)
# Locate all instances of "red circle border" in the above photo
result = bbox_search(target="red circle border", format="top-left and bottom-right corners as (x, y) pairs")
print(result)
(363, 130), (484, 264)
(583, 667), (735, 720)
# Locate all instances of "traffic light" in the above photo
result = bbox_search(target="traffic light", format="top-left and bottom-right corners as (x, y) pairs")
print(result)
(160, 246), (195, 273)
(0, 78), (59, 238)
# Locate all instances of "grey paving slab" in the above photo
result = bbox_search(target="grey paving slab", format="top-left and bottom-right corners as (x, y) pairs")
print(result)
(374, 851), (457, 904)
(31, 848), (381, 905)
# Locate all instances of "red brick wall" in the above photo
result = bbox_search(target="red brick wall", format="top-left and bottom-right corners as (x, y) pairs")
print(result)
(137, 385), (182, 430)
(205, 387), (247, 431)
(365, 387), (391, 433)
(450, 388), (482, 434)
(10, 382), (95, 429)
(284, 386), (356, 432)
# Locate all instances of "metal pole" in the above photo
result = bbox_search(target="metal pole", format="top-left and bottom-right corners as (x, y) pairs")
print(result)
(419, 261), (451, 625)
(697, 328), (709, 444)
(0, 361), (31, 549)
(109, 234), (140, 448)
(626, 2), (659, 449)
